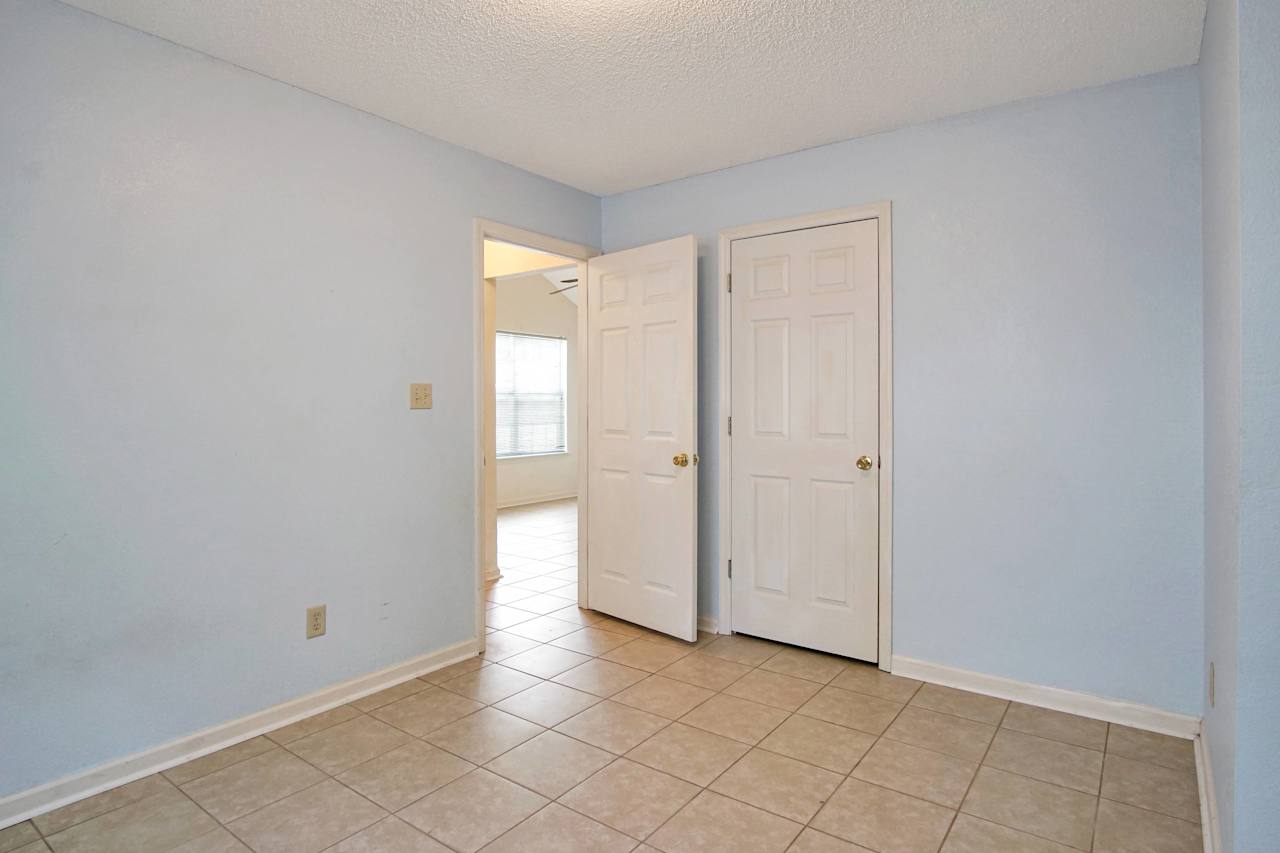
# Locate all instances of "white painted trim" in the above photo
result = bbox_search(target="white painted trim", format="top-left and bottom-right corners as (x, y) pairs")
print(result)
(1195, 721), (1222, 853)
(574, 256), (590, 609)
(697, 615), (720, 635)
(0, 638), (480, 831)
(490, 264), (576, 284)
(473, 220), (597, 646)
(891, 656), (1202, 739)
(495, 491), (579, 511)
(717, 202), (894, 669)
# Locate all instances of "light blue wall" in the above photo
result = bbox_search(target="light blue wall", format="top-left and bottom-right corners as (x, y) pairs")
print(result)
(603, 69), (1205, 715)
(1200, 0), (1280, 848)
(1234, 1), (1280, 848)
(1200, 0), (1241, 846)
(0, 0), (599, 796)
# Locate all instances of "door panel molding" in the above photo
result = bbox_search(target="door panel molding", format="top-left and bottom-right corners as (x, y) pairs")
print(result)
(717, 202), (894, 670)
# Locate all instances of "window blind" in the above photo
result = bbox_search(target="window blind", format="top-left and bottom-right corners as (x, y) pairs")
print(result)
(496, 331), (567, 457)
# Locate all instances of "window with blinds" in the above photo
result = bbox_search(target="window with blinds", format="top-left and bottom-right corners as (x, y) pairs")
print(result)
(496, 331), (568, 457)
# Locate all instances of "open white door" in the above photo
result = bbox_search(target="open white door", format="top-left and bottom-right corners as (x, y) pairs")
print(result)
(586, 235), (698, 640)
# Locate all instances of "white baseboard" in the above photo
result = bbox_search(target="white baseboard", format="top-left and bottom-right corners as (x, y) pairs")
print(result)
(0, 637), (481, 831)
(496, 491), (578, 510)
(890, 656), (1201, 739)
(697, 615), (719, 635)
(1195, 721), (1223, 853)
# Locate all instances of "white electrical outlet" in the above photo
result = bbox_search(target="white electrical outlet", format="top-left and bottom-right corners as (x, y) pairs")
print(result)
(307, 605), (326, 639)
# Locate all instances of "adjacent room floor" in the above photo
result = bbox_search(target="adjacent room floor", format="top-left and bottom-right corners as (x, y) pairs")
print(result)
(4, 499), (1203, 853)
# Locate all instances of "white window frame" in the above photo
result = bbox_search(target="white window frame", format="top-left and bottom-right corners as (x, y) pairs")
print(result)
(494, 330), (569, 459)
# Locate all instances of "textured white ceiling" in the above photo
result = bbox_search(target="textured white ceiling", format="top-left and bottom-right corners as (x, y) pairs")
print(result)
(64, 0), (1206, 195)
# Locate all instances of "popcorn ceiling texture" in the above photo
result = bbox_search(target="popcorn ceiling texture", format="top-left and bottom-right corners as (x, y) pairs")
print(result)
(62, 0), (1206, 195)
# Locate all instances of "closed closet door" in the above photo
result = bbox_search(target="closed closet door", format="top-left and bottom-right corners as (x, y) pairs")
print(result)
(730, 219), (879, 660)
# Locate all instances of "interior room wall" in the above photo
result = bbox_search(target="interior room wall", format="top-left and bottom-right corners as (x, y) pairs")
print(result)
(1200, 0), (1242, 846)
(602, 68), (1205, 716)
(494, 272), (579, 508)
(1200, 0), (1280, 848)
(0, 0), (599, 798)
(1232, 1), (1280, 848)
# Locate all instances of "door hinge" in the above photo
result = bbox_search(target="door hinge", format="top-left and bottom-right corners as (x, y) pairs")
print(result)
(727, 416), (733, 436)
(727, 273), (732, 293)
(728, 559), (733, 579)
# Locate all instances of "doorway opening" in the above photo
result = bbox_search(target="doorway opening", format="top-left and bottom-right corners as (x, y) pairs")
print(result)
(473, 220), (701, 648)
(474, 222), (594, 650)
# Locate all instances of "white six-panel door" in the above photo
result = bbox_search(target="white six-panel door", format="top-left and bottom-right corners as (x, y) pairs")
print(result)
(730, 219), (879, 660)
(586, 235), (698, 641)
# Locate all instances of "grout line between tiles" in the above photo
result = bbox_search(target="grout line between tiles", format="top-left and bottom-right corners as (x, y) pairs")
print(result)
(940, 692), (1011, 848)
(29, 779), (180, 843)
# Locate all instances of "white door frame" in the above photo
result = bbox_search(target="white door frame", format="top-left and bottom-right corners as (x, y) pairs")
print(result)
(472, 219), (597, 653)
(717, 202), (895, 671)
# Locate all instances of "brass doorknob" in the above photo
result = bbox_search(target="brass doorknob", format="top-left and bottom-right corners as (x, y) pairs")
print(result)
(856, 455), (874, 471)
(673, 453), (690, 467)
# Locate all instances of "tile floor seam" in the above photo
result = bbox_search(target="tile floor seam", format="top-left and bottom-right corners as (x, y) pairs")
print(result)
(440, 753), (569, 814)
(416, 725), (540, 767)
(305, 787), (396, 853)
(208, 775), (333, 834)
(820, 673), (918, 817)
(903, 696), (1009, 728)
(366, 707), (450, 743)
(34, 781), (179, 842)
(388, 766), (502, 852)
(162, 741), (272, 788)
(637, 785), (701, 850)
(674, 690), (793, 747)
(1088, 726), (1109, 853)
(786, 826), (861, 853)
(172, 780), (226, 826)
(780, 690), (963, 846)
(943, 692), (1011, 850)
(1095, 794), (1204, 827)
(548, 775), (662, 844)
(964, 716), (1123, 852)
(967, 756), (1119, 803)
(991, 723), (1107, 757)
(279, 716), (414, 777)
(28, 816), (48, 844)
(266, 706), (365, 747)
(418, 722), (531, 769)
(661, 696), (826, 830)
(708, 762), (830, 829)
(829, 671), (921, 701)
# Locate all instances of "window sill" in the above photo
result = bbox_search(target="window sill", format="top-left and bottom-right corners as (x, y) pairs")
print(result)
(497, 451), (570, 461)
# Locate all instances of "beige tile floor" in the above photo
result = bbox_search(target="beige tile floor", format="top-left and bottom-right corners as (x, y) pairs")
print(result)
(5, 498), (1205, 853)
